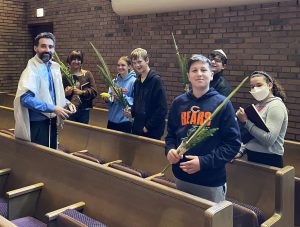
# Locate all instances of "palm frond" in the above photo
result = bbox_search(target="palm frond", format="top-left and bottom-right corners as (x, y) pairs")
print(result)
(171, 32), (189, 90)
(53, 52), (75, 86)
(90, 42), (129, 109)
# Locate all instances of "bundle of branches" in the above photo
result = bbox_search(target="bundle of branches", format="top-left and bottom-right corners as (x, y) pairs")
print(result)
(53, 52), (75, 86)
(171, 32), (189, 92)
(90, 42), (129, 109)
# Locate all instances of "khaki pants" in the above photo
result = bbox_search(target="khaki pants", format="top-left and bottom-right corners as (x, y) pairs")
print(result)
(175, 178), (226, 203)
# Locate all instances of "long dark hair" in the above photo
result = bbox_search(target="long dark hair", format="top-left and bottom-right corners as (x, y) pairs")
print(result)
(251, 71), (287, 102)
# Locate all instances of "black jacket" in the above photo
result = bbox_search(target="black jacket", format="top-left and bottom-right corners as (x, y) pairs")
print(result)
(210, 70), (231, 97)
(131, 70), (167, 139)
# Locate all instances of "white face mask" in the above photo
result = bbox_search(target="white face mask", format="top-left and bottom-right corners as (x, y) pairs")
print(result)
(250, 85), (270, 101)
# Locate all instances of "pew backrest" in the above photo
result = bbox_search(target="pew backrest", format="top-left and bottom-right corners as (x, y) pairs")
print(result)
(0, 93), (14, 108)
(0, 133), (233, 227)
(0, 106), (14, 130)
(284, 140), (300, 177)
(226, 159), (294, 227)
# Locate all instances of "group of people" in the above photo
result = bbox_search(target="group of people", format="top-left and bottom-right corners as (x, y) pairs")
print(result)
(14, 32), (288, 204)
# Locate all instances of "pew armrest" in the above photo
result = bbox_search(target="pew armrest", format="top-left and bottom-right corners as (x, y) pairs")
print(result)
(0, 215), (17, 227)
(261, 213), (281, 227)
(45, 201), (86, 221)
(0, 168), (11, 195)
(6, 182), (44, 220)
(274, 166), (295, 227)
(205, 201), (233, 227)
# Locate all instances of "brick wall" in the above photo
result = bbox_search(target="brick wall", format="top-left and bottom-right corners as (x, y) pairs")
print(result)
(0, 0), (31, 92)
(7, 0), (300, 140)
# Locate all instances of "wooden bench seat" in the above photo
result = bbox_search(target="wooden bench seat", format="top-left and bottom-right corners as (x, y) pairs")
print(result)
(59, 120), (295, 227)
(0, 133), (234, 227)
(227, 160), (294, 227)
(0, 103), (297, 226)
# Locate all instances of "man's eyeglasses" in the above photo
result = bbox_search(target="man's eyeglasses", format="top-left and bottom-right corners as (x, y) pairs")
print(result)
(209, 57), (222, 63)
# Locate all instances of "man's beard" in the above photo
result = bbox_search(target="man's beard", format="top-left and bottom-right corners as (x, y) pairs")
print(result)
(38, 52), (53, 63)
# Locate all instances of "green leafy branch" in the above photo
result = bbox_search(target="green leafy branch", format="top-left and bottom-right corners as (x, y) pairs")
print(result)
(171, 32), (189, 91)
(53, 52), (75, 86)
(90, 42), (129, 109)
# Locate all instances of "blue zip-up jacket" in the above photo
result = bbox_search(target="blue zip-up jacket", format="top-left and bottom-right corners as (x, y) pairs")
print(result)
(165, 88), (241, 187)
(107, 70), (136, 123)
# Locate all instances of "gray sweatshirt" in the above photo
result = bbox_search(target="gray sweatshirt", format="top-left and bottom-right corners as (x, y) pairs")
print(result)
(245, 97), (288, 156)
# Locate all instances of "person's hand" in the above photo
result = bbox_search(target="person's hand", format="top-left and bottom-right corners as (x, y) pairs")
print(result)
(54, 106), (73, 120)
(123, 108), (132, 118)
(101, 96), (110, 102)
(167, 149), (182, 164)
(143, 127), (148, 133)
(67, 103), (76, 113)
(73, 87), (84, 95)
(112, 92), (119, 100)
(65, 86), (73, 96)
(236, 107), (248, 123)
(180, 155), (200, 174)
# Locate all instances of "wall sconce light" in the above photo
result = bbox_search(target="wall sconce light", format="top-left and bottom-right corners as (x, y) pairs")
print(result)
(36, 8), (44, 17)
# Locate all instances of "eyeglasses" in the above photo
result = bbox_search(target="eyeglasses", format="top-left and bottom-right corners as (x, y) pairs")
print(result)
(209, 57), (222, 63)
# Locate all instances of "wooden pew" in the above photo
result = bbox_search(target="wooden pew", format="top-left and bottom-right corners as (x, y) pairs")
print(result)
(0, 132), (233, 227)
(59, 120), (295, 227)
(0, 92), (14, 108)
(89, 107), (109, 128)
(283, 140), (300, 226)
(0, 102), (297, 226)
(227, 160), (294, 227)
(284, 140), (300, 177)
(0, 106), (15, 130)
(0, 93), (167, 138)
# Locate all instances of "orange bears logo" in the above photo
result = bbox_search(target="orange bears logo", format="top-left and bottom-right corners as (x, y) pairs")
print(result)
(181, 106), (212, 126)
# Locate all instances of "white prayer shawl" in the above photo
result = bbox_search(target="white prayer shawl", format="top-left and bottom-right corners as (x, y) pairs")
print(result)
(14, 55), (67, 141)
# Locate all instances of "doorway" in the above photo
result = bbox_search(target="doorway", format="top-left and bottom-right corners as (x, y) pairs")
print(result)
(28, 23), (53, 56)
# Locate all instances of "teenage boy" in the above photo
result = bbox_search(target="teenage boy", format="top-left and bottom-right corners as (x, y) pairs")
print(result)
(208, 49), (231, 96)
(166, 54), (241, 202)
(126, 48), (167, 140)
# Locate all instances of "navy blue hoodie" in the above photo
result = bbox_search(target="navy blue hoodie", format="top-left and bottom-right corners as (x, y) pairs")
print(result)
(165, 88), (241, 187)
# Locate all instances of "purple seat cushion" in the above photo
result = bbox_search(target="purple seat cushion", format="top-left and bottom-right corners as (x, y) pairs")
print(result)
(227, 197), (265, 227)
(151, 175), (176, 188)
(73, 151), (105, 164)
(109, 162), (149, 178)
(62, 209), (107, 227)
(12, 216), (46, 227)
(0, 197), (7, 218)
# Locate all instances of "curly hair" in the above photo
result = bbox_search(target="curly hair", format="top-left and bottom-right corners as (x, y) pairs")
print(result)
(251, 71), (287, 102)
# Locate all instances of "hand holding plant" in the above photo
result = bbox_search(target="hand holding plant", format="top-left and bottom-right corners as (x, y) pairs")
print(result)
(90, 42), (129, 109)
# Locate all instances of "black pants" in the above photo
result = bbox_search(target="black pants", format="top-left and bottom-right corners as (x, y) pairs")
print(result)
(30, 117), (57, 149)
(107, 121), (132, 133)
(69, 109), (90, 124)
(246, 149), (283, 168)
